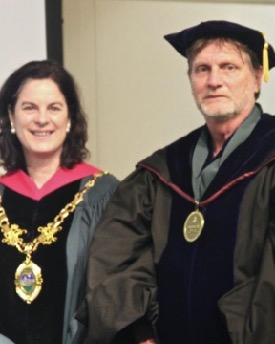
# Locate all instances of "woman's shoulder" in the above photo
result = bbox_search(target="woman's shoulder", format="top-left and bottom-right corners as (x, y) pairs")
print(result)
(80, 170), (119, 207)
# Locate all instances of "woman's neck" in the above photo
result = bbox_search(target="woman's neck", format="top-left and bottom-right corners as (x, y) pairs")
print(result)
(26, 158), (60, 188)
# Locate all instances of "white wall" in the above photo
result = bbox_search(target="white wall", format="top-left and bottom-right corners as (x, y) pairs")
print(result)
(63, 0), (275, 179)
(0, 0), (47, 87)
(63, 1), (98, 165)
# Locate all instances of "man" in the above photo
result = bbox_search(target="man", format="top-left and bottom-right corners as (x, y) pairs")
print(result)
(83, 21), (275, 343)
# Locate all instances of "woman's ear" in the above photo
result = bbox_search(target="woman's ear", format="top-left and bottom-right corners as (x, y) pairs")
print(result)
(8, 107), (15, 134)
(66, 120), (71, 133)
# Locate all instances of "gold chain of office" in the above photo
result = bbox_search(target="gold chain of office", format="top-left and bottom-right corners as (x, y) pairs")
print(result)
(0, 171), (106, 304)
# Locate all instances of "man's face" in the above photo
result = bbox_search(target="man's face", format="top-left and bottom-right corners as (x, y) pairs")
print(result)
(189, 40), (262, 121)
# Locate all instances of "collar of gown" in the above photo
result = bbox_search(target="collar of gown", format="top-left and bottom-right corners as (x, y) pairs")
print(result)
(0, 162), (101, 201)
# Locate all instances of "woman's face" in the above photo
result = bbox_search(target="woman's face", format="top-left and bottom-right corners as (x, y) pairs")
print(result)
(10, 78), (71, 164)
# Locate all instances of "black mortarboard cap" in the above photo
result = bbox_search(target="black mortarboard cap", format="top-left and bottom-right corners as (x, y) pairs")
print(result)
(164, 20), (275, 82)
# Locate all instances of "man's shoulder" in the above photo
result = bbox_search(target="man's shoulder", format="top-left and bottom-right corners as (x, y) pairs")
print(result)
(255, 113), (275, 135)
(137, 126), (203, 173)
(166, 126), (203, 149)
(152, 126), (203, 156)
(260, 112), (275, 121)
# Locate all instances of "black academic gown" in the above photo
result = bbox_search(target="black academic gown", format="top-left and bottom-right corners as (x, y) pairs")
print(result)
(0, 181), (80, 344)
(86, 111), (275, 344)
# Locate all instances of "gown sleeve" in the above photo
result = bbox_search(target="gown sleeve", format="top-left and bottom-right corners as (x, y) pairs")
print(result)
(0, 334), (14, 343)
(84, 168), (160, 343)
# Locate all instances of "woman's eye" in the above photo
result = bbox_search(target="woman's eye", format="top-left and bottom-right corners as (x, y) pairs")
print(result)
(50, 104), (62, 112)
(23, 105), (34, 111)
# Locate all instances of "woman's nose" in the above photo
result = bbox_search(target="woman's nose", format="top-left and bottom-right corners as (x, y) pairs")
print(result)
(34, 109), (49, 123)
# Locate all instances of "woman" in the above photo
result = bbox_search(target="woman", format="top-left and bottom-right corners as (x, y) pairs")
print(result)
(0, 60), (118, 344)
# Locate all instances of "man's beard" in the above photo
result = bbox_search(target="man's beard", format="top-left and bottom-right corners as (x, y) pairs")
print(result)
(198, 102), (239, 122)
(202, 110), (239, 122)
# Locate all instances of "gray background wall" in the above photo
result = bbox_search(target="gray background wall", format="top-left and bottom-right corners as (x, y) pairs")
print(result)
(2, 0), (275, 179)
(63, 0), (275, 179)
(4, 0), (272, 180)
(0, 0), (46, 86)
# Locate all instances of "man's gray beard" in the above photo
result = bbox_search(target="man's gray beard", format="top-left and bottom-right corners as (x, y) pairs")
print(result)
(201, 109), (239, 122)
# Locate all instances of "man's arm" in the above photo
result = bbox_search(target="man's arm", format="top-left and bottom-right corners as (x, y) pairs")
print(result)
(85, 168), (160, 343)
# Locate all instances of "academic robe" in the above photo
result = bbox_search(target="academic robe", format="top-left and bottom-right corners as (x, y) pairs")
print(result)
(84, 111), (275, 344)
(0, 163), (118, 344)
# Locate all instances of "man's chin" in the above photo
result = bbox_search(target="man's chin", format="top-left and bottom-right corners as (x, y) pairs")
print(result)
(203, 113), (236, 122)
(200, 106), (237, 121)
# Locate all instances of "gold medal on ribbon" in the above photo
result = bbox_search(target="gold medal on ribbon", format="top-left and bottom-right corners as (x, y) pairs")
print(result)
(14, 259), (43, 304)
(183, 208), (204, 243)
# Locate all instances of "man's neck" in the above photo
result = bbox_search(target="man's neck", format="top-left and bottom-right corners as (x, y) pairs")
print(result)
(206, 114), (251, 157)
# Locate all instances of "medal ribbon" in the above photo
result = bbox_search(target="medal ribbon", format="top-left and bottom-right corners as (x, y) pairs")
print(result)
(139, 156), (275, 206)
(139, 159), (275, 242)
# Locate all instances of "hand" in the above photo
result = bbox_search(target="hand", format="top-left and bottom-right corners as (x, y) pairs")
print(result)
(139, 340), (157, 344)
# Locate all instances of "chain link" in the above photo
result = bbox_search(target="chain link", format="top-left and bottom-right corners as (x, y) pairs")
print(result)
(0, 172), (106, 255)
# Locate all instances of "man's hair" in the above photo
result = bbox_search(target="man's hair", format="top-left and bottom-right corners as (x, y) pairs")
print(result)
(0, 60), (90, 172)
(186, 38), (262, 99)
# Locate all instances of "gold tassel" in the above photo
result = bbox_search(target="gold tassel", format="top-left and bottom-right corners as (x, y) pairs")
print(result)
(263, 33), (269, 83)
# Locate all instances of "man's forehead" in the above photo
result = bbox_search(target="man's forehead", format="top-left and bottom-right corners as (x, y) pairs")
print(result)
(193, 39), (248, 59)
(191, 39), (252, 66)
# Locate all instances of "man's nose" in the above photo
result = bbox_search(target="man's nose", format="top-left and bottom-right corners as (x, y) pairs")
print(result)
(207, 68), (223, 88)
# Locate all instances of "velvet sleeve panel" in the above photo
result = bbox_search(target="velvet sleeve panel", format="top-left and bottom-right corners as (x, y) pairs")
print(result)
(62, 174), (119, 344)
(83, 165), (172, 344)
(218, 161), (275, 343)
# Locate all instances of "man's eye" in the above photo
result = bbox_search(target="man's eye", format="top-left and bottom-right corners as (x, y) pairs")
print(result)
(196, 66), (209, 73)
(224, 64), (236, 71)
